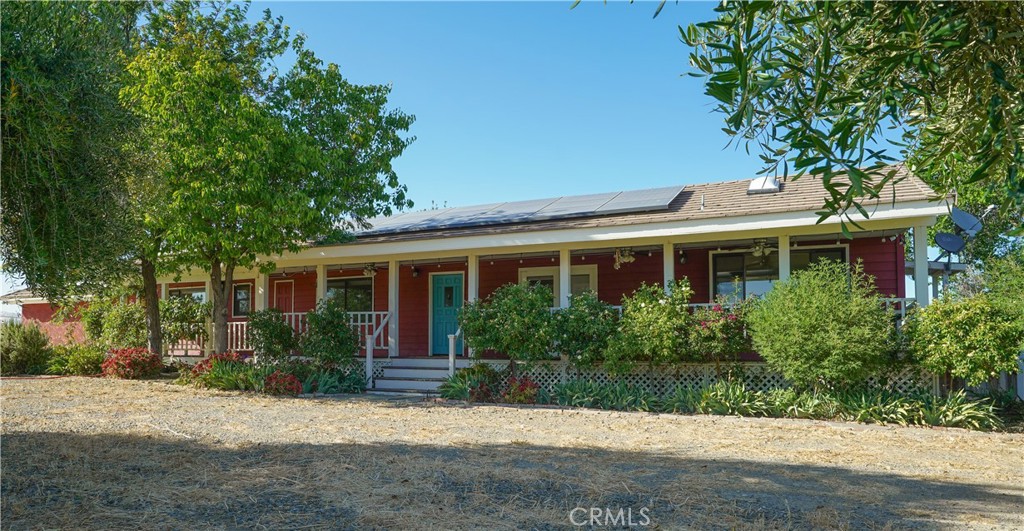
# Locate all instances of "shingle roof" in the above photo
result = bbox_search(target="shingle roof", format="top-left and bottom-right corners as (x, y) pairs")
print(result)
(0, 288), (40, 303)
(351, 164), (937, 244)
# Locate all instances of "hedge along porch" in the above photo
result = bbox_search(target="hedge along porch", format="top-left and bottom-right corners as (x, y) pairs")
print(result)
(146, 164), (946, 390)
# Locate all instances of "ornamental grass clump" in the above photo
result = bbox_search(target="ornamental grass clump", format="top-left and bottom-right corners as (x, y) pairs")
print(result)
(101, 348), (163, 379)
(747, 260), (894, 391)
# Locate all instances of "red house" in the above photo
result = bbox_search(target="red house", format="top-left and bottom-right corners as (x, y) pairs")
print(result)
(3, 165), (946, 391)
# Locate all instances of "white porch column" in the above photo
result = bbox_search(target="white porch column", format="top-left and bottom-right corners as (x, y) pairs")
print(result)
(315, 264), (327, 303)
(913, 225), (930, 307)
(254, 272), (268, 310)
(159, 283), (168, 301)
(778, 234), (791, 282)
(388, 259), (399, 357)
(558, 248), (571, 308)
(662, 242), (675, 294)
(467, 254), (479, 302)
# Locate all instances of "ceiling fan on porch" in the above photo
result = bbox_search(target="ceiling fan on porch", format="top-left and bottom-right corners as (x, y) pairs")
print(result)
(751, 239), (776, 258)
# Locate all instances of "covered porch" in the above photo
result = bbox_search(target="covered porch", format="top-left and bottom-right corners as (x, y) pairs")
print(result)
(163, 223), (930, 363)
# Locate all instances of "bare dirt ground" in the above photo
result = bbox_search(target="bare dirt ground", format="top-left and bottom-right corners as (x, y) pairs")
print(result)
(2, 377), (1022, 530)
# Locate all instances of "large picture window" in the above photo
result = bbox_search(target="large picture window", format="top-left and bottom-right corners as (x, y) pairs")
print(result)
(712, 246), (847, 299)
(232, 284), (252, 317)
(326, 277), (373, 312)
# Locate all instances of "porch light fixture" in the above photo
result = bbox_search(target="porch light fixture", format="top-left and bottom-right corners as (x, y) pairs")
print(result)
(363, 265), (377, 277)
(613, 248), (635, 270)
(679, 250), (688, 264)
(411, 266), (420, 278)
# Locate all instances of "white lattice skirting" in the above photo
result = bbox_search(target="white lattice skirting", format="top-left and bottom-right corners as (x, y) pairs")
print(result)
(468, 360), (935, 396)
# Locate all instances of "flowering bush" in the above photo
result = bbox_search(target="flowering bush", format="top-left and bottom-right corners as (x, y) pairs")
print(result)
(691, 299), (752, 374)
(604, 280), (696, 374)
(502, 376), (541, 404)
(190, 351), (243, 378)
(264, 370), (302, 396)
(101, 348), (163, 379)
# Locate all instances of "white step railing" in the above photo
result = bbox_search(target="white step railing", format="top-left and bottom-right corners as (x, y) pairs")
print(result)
(447, 327), (463, 376)
(364, 312), (392, 389)
(348, 311), (390, 350)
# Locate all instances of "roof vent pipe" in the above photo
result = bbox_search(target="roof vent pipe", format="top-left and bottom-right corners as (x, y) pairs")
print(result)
(747, 175), (780, 195)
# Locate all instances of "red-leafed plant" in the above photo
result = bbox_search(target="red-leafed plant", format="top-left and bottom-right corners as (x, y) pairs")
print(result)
(264, 370), (302, 396)
(502, 376), (540, 404)
(102, 348), (163, 379)
(191, 351), (243, 377)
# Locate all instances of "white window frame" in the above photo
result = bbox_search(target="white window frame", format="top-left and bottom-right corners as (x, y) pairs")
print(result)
(518, 264), (598, 306)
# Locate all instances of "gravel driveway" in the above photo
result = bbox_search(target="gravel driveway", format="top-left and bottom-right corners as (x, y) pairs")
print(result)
(2, 377), (1022, 529)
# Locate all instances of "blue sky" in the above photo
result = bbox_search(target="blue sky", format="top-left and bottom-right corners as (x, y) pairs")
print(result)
(260, 1), (763, 209)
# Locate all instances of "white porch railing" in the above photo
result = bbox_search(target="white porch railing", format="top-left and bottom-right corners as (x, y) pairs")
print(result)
(219, 310), (392, 354)
(882, 297), (916, 319)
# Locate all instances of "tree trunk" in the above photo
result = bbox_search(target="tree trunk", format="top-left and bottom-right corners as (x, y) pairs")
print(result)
(209, 262), (234, 353)
(141, 257), (162, 355)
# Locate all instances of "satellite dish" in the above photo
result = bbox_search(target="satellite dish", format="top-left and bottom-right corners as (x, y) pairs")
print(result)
(951, 207), (982, 238)
(935, 232), (966, 254)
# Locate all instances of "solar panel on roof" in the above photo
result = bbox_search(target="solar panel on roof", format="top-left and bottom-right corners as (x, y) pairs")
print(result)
(357, 184), (685, 236)
(594, 185), (685, 214)
(530, 192), (620, 220)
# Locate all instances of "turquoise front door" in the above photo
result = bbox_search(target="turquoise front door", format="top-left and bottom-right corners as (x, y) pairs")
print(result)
(431, 273), (464, 355)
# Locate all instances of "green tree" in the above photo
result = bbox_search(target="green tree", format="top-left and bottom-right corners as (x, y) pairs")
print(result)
(682, 2), (1023, 230)
(1, 1), (145, 302)
(121, 1), (414, 352)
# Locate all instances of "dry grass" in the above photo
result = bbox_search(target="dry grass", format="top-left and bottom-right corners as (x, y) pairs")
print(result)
(2, 377), (1023, 530)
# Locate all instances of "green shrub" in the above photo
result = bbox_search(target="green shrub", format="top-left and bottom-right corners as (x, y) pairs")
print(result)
(908, 295), (1024, 387)
(49, 343), (106, 375)
(459, 283), (555, 365)
(696, 380), (771, 416)
(160, 296), (210, 347)
(439, 363), (506, 402)
(551, 291), (619, 368)
(300, 297), (359, 370)
(604, 280), (696, 374)
(747, 260), (894, 390)
(248, 308), (297, 363)
(99, 301), (147, 350)
(0, 322), (53, 375)
(301, 362), (366, 395)
(691, 298), (752, 374)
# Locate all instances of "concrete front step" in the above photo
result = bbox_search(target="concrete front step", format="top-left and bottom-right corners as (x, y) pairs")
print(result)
(382, 357), (473, 368)
(382, 367), (451, 379)
(374, 377), (444, 392)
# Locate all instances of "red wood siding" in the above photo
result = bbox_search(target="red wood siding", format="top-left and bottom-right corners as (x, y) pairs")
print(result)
(849, 237), (906, 298)
(21, 302), (85, 346)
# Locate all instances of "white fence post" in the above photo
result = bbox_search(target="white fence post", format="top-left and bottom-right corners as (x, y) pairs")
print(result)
(365, 334), (374, 389)
(448, 334), (457, 376)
